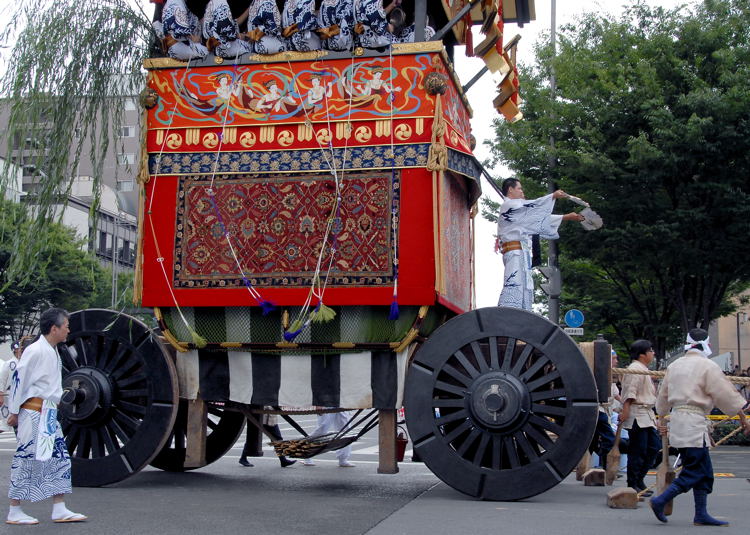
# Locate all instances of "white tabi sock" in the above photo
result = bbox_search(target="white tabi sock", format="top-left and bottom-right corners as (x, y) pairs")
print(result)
(7, 505), (38, 523)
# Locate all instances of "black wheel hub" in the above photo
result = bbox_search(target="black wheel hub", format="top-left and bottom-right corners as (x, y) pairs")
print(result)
(469, 372), (530, 432)
(60, 367), (114, 424)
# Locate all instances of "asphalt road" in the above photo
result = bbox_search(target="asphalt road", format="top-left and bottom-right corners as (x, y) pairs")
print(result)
(0, 416), (747, 535)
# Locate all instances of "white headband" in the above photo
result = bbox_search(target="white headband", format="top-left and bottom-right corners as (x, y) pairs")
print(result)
(684, 332), (711, 358)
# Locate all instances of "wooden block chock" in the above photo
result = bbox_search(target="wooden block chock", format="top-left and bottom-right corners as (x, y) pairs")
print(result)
(607, 487), (638, 509)
(576, 451), (590, 481)
(583, 468), (605, 486)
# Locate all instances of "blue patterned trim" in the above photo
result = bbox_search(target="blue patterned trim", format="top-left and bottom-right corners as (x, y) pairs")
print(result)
(149, 144), (430, 176)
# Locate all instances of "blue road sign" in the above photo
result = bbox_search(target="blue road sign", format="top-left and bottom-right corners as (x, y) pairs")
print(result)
(564, 309), (584, 328)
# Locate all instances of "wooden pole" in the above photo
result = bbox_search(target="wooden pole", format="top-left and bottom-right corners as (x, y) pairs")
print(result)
(377, 409), (399, 474)
(184, 397), (207, 468)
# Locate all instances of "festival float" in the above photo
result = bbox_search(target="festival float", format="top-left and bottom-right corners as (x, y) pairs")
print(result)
(57, 0), (608, 500)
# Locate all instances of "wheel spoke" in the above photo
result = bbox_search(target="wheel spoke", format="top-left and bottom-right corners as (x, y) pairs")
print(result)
(432, 398), (464, 408)
(119, 388), (149, 399)
(101, 424), (119, 455)
(491, 435), (503, 470)
(510, 343), (534, 375)
(441, 420), (472, 443)
(504, 436), (520, 468)
(470, 341), (489, 374)
(113, 409), (141, 435)
(520, 356), (550, 382)
(472, 433), (490, 467)
(117, 400), (147, 417)
(90, 427), (106, 459)
(488, 337), (499, 370)
(514, 431), (540, 463)
(65, 426), (81, 455)
(79, 428), (92, 459)
(435, 409), (469, 427)
(434, 380), (466, 397)
(528, 414), (564, 436)
(523, 422), (555, 451)
(531, 403), (567, 417)
(456, 427), (482, 457)
(525, 370), (561, 392)
(501, 337), (515, 371)
(453, 349), (480, 379)
(441, 364), (473, 388)
(74, 337), (90, 367)
(116, 373), (148, 390)
(107, 419), (131, 445)
(59, 345), (80, 372)
(103, 344), (130, 374)
(531, 388), (567, 402)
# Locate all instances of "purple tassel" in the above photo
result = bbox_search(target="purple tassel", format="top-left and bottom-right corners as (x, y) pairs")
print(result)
(388, 299), (399, 320)
(259, 300), (276, 316)
(283, 328), (303, 342)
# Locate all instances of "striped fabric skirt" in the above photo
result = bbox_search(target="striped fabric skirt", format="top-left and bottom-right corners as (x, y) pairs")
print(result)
(177, 348), (411, 409)
(8, 409), (72, 502)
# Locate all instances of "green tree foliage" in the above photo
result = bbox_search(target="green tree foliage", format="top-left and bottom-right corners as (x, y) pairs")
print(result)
(0, 197), (109, 341)
(0, 0), (149, 283)
(485, 0), (750, 356)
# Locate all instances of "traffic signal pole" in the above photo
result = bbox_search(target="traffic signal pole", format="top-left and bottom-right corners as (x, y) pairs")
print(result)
(546, 0), (560, 325)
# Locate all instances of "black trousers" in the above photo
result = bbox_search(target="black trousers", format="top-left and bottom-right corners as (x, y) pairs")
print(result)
(672, 446), (714, 494)
(626, 420), (660, 488)
(242, 422), (283, 457)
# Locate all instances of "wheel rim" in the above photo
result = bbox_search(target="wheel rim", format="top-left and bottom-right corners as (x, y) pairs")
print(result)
(404, 307), (598, 501)
(149, 401), (246, 471)
(59, 309), (178, 487)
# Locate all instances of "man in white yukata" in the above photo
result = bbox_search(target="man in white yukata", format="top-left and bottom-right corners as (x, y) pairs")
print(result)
(495, 178), (584, 310)
(6, 308), (86, 525)
(300, 411), (355, 467)
(650, 328), (749, 526)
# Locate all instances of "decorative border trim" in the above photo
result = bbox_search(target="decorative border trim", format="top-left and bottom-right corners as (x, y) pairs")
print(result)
(149, 144), (430, 176)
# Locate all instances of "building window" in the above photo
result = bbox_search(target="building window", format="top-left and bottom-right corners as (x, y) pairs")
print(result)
(116, 180), (135, 192)
(117, 153), (135, 165)
(119, 126), (135, 138)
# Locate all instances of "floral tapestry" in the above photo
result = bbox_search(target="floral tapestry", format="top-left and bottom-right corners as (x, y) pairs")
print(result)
(173, 171), (399, 288)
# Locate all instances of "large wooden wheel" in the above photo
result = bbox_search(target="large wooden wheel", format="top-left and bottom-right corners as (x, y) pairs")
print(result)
(404, 307), (598, 501)
(59, 309), (179, 487)
(149, 401), (246, 471)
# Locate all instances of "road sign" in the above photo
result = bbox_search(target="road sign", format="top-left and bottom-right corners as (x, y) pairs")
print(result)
(564, 309), (584, 328)
(564, 327), (584, 336)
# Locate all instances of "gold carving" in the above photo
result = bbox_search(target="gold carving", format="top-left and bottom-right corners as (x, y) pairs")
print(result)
(214, 56), (224, 64)
(336, 122), (353, 140)
(223, 127), (237, 144)
(392, 42), (443, 54)
(203, 132), (219, 149)
(143, 57), (188, 70)
(416, 118), (425, 135)
(156, 130), (165, 145)
(394, 123), (412, 141)
(315, 128), (332, 145)
(449, 130), (459, 146)
(260, 126), (276, 143)
(185, 128), (200, 145)
(239, 131), (257, 147)
(297, 123), (313, 141)
(249, 49), (328, 63)
(354, 126), (372, 143)
(165, 133), (183, 149)
(278, 130), (295, 146)
(375, 120), (391, 137)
